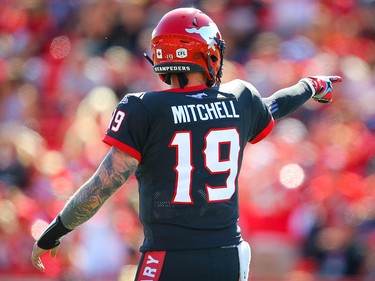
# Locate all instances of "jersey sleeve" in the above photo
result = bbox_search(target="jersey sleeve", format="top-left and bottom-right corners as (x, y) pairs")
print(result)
(262, 81), (312, 120)
(249, 93), (274, 144)
(102, 95), (149, 163)
(239, 80), (274, 144)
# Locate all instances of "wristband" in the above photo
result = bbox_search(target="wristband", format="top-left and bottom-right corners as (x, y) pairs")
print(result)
(37, 215), (73, 250)
(298, 78), (316, 97)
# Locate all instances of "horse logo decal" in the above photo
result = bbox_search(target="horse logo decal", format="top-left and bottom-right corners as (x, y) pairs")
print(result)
(185, 22), (219, 51)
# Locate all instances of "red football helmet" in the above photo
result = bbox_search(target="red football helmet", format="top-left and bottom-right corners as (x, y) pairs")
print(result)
(150, 7), (226, 87)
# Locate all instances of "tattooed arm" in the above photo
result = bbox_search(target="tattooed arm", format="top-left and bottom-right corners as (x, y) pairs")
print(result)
(31, 147), (138, 271)
(60, 147), (138, 228)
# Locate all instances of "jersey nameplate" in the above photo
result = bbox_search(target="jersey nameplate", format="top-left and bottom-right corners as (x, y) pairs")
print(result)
(171, 100), (239, 124)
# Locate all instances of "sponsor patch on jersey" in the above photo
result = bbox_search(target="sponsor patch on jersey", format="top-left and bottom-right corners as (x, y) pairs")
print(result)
(176, 48), (187, 58)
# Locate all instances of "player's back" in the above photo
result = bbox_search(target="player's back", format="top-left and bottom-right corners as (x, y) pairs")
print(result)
(103, 79), (273, 251)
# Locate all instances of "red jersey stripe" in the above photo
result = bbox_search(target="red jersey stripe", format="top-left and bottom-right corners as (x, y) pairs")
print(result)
(250, 117), (274, 144)
(102, 135), (142, 163)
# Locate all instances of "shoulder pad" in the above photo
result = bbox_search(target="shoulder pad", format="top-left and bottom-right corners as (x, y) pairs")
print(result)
(220, 79), (259, 95)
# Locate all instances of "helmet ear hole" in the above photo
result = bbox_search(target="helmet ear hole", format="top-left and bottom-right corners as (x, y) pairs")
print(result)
(193, 17), (198, 27)
(211, 55), (218, 63)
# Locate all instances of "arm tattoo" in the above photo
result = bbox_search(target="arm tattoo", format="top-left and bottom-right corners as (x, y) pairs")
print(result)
(60, 147), (138, 229)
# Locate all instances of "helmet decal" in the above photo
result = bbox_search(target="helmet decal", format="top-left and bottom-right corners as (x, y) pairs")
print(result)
(176, 48), (188, 58)
(156, 49), (163, 59)
(185, 22), (219, 51)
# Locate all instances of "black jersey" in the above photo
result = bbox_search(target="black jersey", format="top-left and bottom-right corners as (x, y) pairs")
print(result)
(103, 79), (274, 252)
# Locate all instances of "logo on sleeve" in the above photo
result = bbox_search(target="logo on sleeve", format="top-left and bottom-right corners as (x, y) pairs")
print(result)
(120, 96), (129, 104)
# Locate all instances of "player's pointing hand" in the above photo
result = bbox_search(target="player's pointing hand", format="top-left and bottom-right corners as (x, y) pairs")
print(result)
(300, 76), (342, 103)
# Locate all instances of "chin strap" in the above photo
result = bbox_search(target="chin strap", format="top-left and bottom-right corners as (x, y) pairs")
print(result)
(143, 52), (154, 66)
(177, 73), (188, 88)
(161, 73), (188, 88)
(216, 38), (226, 85)
(206, 38), (226, 87)
(206, 54), (215, 87)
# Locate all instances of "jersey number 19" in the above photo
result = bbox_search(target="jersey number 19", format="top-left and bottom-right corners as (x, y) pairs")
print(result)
(169, 128), (240, 204)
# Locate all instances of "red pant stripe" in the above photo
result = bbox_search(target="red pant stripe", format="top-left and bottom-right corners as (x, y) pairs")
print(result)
(136, 251), (166, 281)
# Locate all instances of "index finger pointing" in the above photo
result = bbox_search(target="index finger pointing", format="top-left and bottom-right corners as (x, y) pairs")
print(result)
(329, 76), (342, 82)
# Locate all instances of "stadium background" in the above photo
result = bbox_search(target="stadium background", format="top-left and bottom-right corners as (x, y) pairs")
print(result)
(0, 0), (374, 280)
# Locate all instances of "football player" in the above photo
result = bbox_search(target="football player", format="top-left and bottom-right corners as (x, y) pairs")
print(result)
(31, 7), (341, 281)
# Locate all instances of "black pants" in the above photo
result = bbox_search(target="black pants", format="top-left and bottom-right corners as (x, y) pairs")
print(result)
(135, 247), (240, 281)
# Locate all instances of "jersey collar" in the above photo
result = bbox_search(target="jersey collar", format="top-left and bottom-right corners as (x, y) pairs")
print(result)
(166, 85), (209, 93)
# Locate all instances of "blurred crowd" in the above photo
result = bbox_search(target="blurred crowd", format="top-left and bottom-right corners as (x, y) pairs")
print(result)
(0, 0), (374, 280)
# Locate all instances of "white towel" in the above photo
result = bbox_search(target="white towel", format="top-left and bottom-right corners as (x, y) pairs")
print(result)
(237, 241), (251, 281)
